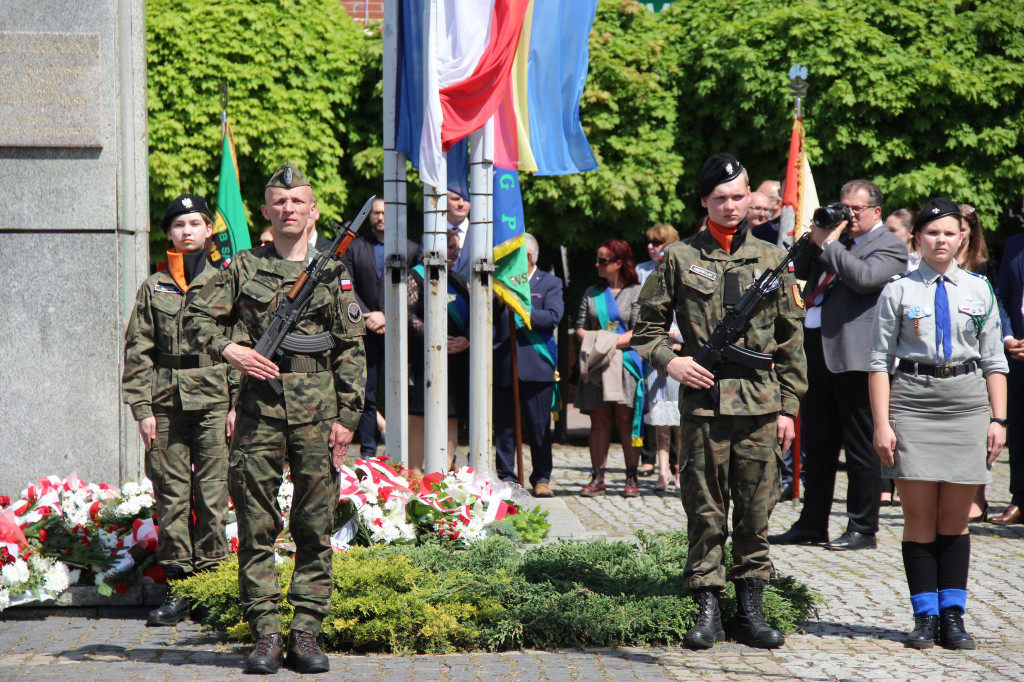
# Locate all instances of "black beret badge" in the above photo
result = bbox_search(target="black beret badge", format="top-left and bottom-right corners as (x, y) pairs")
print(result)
(347, 302), (363, 324)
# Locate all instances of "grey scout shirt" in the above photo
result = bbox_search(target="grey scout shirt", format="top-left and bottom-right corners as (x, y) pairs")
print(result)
(870, 260), (1008, 376)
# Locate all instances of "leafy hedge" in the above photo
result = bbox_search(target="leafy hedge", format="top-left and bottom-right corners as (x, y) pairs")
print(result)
(173, 531), (822, 653)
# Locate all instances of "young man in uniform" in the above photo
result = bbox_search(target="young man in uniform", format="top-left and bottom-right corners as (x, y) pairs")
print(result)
(186, 162), (366, 675)
(632, 153), (807, 650)
(123, 194), (235, 626)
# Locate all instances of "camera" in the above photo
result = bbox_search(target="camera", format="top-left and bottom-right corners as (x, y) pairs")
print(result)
(812, 203), (852, 229)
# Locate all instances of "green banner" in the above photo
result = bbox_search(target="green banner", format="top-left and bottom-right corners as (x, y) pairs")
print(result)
(210, 120), (250, 268)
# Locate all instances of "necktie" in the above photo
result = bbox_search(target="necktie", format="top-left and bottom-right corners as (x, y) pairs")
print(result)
(935, 276), (952, 361)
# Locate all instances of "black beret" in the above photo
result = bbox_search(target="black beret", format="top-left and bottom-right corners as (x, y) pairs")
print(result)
(699, 153), (745, 198)
(913, 197), (961, 233)
(160, 193), (212, 231)
(266, 161), (311, 189)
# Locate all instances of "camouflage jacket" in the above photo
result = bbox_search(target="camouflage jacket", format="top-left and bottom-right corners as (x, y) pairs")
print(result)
(632, 227), (808, 416)
(184, 245), (366, 429)
(122, 265), (238, 420)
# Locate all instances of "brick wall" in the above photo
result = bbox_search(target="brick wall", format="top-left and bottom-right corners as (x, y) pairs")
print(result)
(339, 1), (384, 23)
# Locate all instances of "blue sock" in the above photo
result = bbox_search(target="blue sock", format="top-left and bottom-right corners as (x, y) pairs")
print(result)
(910, 591), (939, 617)
(938, 588), (967, 613)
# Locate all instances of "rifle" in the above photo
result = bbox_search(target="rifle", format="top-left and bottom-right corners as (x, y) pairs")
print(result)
(252, 195), (376, 396)
(692, 233), (809, 402)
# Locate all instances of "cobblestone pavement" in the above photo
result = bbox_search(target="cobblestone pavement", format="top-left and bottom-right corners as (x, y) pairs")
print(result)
(3, 429), (1024, 680)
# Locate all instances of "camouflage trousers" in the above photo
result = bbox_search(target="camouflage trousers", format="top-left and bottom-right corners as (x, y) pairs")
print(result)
(147, 408), (230, 576)
(229, 411), (338, 638)
(679, 413), (781, 588)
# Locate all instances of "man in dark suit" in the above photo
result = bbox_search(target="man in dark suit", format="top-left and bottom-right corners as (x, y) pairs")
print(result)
(770, 179), (907, 550)
(493, 233), (564, 497)
(993, 213), (1024, 525)
(341, 197), (420, 455)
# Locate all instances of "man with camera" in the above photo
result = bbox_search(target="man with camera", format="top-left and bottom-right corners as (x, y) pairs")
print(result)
(770, 180), (907, 551)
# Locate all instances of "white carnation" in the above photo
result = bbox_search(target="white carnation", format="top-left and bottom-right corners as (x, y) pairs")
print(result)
(0, 587), (9, 611)
(43, 562), (70, 592)
(1, 559), (31, 586)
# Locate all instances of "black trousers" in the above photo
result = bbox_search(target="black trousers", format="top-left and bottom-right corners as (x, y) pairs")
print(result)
(1007, 358), (1024, 505)
(355, 333), (384, 456)
(795, 328), (881, 536)
(494, 380), (554, 486)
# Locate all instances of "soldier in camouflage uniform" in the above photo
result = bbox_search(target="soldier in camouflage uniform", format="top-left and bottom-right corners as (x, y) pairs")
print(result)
(186, 163), (365, 675)
(122, 193), (236, 627)
(632, 153), (807, 650)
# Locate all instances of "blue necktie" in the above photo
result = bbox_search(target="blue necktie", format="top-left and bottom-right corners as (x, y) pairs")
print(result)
(935, 276), (953, 361)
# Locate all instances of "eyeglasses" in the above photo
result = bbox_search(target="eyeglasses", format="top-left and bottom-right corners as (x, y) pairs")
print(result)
(595, 257), (615, 265)
(748, 206), (771, 214)
(647, 239), (663, 246)
(843, 204), (877, 214)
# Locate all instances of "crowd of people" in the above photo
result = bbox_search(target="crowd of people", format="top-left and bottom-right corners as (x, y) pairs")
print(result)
(123, 154), (1023, 670)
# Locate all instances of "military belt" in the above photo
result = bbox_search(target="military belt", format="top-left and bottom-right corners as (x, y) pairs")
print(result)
(278, 355), (331, 373)
(156, 352), (214, 369)
(897, 359), (978, 378)
(713, 364), (764, 380)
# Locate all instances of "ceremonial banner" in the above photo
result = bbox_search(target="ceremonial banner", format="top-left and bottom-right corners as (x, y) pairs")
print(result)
(210, 119), (250, 268)
(492, 166), (531, 325)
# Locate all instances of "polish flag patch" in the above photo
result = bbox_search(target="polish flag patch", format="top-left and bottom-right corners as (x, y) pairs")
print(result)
(340, 279), (352, 291)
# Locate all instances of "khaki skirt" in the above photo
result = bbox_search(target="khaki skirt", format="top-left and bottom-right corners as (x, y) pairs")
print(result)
(883, 368), (991, 485)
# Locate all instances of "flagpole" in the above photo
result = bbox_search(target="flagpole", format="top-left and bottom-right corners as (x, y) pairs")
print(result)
(468, 120), (494, 473)
(422, 0), (449, 475)
(383, 0), (410, 467)
(787, 65), (809, 502)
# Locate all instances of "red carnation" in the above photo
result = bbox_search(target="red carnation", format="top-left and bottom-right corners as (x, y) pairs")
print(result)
(0, 495), (10, 507)
(508, 505), (518, 516)
(116, 583), (128, 594)
(38, 529), (48, 543)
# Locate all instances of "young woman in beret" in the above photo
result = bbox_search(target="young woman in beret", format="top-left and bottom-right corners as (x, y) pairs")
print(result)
(869, 197), (1007, 650)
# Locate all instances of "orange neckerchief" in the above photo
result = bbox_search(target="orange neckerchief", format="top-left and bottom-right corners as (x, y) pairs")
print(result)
(166, 250), (189, 292)
(707, 219), (738, 253)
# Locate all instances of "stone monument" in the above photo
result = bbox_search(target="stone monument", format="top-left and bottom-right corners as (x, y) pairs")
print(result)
(0, 1), (149, 492)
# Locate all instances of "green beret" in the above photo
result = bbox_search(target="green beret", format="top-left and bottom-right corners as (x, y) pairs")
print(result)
(266, 162), (311, 189)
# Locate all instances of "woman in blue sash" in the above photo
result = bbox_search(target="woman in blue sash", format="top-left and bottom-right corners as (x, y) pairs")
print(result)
(575, 240), (645, 497)
(407, 231), (470, 473)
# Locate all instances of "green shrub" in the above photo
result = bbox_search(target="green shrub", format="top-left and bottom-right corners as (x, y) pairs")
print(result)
(174, 532), (823, 652)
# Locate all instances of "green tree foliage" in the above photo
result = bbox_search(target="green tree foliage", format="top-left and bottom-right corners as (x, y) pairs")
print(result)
(146, 0), (382, 258)
(660, 0), (1024, 229)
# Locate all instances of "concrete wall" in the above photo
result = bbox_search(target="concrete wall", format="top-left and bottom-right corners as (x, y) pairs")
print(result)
(0, 1), (149, 493)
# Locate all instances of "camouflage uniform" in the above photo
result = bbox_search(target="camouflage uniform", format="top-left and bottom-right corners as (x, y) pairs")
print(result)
(185, 245), (365, 638)
(632, 227), (807, 588)
(122, 264), (236, 577)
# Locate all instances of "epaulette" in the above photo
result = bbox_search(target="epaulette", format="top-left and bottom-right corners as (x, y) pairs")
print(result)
(888, 271), (911, 282)
(965, 270), (988, 281)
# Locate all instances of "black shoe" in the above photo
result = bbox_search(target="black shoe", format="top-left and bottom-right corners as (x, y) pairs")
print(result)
(244, 633), (284, 674)
(733, 578), (785, 649)
(905, 615), (938, 649)
(968, 502), (989, 524)
(147, 594), (192, 626)
(683, 588), (725, 650)
(768, 525), (827, 546)
(939, 607), (976, 650)
(779, 482), (794, 502)
(824, 530), (876, 551)
(284, 629), (330, 673)
(190, 602), (211, 623)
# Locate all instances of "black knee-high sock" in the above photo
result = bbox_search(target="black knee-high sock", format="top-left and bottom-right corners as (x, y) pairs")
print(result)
(902, 541), (938, 616)
(936, 533), (970, 613)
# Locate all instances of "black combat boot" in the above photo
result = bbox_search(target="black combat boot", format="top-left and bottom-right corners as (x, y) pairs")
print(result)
(284, 629), (330, 673)
(147, 566), (191, 626)
(683, 587), (725, 650)
(939, 607), (976, 650)
(244, 632), (284, 674)
(733, 578), (785, 649)
(905, 615), (939, 649)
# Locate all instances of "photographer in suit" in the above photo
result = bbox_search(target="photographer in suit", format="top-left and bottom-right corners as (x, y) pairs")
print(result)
(770, 180), (907, 551)
(341, 196), (420, 455)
